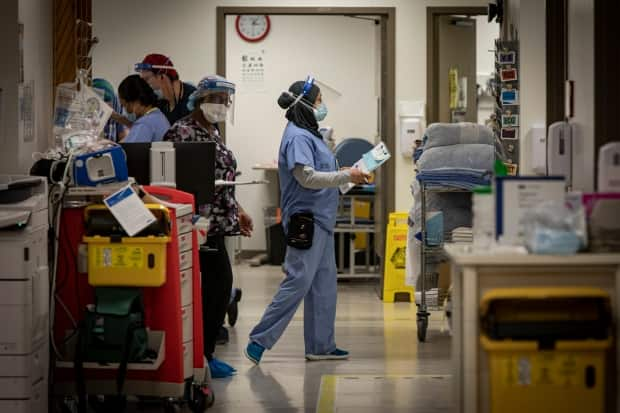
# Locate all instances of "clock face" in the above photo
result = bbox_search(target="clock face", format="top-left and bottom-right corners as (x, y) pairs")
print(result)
(236, 15), (271, 42)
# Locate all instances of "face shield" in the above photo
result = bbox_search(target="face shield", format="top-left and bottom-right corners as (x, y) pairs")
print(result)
(134, 62), (176, 91)
(192, 76), (236, 125)
(282, 75), (340, 121)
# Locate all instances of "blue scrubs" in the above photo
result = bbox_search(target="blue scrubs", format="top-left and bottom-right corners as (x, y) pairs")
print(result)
(250, 122), (340, 355)
(123, 108), (170, 143)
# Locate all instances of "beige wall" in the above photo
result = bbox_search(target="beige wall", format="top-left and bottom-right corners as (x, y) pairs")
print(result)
(0, 0), (52, 174)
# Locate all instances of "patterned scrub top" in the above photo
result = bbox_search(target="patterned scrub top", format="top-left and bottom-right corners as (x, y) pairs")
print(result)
(163, 117), (240, 236)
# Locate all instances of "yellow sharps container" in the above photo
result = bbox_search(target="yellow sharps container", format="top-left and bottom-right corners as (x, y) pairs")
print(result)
(480, 287), (612, 413)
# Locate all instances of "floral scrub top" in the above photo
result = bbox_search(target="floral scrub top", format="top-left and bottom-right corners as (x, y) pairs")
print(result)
(163, 117), (240, 236)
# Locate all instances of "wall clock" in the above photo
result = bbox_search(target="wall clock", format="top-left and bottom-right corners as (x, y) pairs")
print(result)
(235, 15), (271, 42)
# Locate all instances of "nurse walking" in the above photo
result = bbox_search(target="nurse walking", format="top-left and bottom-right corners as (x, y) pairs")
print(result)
(245, 77), (369, 363)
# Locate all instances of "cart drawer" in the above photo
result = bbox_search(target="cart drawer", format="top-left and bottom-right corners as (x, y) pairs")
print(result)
(179, 250), (192, 271)
(177, 214), (193, 235)
(183, 341), (193, 379)
(180, 268), (193, 307)
(181, 304), (193, 344)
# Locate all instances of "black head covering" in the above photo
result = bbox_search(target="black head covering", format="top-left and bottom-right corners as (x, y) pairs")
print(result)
(277, 80), (322, 138)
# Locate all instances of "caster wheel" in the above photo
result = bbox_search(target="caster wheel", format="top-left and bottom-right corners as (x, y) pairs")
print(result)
(190, 384), (215, 412)
(163, 398), (181, 413)
(417, 317), (428, 342)
(89, 395), (127, 413)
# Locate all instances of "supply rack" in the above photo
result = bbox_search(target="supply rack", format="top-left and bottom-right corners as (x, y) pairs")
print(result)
(417, 182), (471, 342)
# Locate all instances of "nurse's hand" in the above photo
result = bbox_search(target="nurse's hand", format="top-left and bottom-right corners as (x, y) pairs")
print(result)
(349, 167), (371, 185)
(239, 210), (254, 237)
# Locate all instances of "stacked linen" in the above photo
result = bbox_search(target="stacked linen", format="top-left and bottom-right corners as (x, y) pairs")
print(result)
(451, 227), (473, 244)
(405, 123), (496, 288)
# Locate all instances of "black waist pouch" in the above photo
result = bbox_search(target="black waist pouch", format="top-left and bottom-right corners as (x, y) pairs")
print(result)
(286, 213), (314, 249)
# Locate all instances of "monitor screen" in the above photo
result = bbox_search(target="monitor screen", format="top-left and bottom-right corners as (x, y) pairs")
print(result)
(120, 142), (215, 205)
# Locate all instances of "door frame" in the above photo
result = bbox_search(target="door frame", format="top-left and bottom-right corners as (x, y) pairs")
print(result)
(426, 6), (488, 124)
(216, 6), (396, 257)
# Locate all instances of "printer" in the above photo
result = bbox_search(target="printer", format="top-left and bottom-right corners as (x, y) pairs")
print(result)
(0, 175), (49, 413)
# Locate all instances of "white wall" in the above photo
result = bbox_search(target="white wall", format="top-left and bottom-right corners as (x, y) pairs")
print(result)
(475, 15), (497, 79)
(516, 0), (547, 174)
(226, 15), (379, 250)
(93, 0), (489, 247)
(567, 0), (595, 192)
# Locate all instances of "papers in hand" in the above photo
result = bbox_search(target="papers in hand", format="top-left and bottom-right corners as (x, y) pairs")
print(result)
(340, 141), (391, 194)
(103, 185), (156, 236)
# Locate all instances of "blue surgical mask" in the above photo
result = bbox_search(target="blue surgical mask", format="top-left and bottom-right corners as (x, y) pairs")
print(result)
(125, 111), (137, 123)
(153, 88), (164, 100)
(314, 103), (328, 122)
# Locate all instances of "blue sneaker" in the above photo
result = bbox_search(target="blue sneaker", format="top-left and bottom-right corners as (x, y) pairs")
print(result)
(208, 358), (236, 378)
(244, 341), (265, 365)
(305, 348), (349, 361)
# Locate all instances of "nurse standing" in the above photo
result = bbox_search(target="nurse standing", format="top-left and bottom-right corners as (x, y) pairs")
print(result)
(245, 77), (369, 364)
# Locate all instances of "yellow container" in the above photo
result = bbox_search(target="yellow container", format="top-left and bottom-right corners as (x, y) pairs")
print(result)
(83, 204), (171, 287)
(353, 200), (371, 249)
(84, 235), (170, 287)
(382, 212), (414, 302)
(480, 287), (612, 413)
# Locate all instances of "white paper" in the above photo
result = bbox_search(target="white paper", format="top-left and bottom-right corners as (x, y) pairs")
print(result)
(499, 179), (566, 244)
(215, 179), (269, 186)
(340, 141), (391, 194)
(240, 51), (266, 92)
(103, 185), (156, 237)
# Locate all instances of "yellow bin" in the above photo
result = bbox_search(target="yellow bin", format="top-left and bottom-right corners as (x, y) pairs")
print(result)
(83, 204), (171, 287)
(382, 212), (414, 302)
(480, 287), (612, 413)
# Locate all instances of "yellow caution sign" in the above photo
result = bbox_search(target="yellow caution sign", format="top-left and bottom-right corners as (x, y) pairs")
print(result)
(383, 212), (414, 302)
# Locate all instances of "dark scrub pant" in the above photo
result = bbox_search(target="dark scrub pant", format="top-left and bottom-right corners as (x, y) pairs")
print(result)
(199, 235), (233, 360)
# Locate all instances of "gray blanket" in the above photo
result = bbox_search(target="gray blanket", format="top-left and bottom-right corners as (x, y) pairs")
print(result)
(417, 144), (495, 171)
(424, 122), (494, 149)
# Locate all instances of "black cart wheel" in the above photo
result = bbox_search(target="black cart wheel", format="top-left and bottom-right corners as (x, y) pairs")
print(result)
(417, 316), (428, 342)
(190, 384), (215, 412)
(163, 398), (181, 413)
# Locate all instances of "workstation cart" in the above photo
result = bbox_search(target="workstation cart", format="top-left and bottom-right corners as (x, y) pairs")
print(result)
(52, 185), (213, 412)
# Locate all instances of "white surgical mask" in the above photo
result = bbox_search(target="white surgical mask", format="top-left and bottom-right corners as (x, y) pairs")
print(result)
(201, 103), (228, 123)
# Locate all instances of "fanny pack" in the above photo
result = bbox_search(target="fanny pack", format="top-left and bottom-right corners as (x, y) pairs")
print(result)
(286, 212), (314, 249)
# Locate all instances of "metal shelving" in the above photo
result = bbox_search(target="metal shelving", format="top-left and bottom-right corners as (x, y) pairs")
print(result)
(417, 182), (471, 342)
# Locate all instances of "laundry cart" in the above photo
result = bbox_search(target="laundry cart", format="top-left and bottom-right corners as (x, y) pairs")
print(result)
(480, 287), (613, 413)
(53, 187), (212, 412)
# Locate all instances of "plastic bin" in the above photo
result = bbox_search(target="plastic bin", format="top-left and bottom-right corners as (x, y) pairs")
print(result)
(480, 287), (612, 413)
(83, 204), (171, 287)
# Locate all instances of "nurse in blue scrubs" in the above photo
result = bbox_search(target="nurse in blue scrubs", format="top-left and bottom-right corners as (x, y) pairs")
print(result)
(117, 74), (170, 143)
(245, 77), (369, 363)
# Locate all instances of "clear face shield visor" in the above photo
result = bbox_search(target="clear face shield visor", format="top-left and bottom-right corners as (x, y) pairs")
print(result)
(199, 90), (236, 125)
(283, 75), (339, 112)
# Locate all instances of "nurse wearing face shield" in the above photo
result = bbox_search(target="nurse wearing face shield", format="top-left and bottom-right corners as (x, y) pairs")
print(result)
(245, 76), (369, 364)
(164, 75), (250, 379)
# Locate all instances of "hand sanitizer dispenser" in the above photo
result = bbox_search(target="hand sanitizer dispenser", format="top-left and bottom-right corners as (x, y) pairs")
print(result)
(598, 142), (620, 192)
(398, 101), (425, 157)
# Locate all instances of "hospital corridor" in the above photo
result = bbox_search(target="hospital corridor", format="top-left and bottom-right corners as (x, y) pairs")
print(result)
(1, 1), (619, 413)
(208, 264), (452, 413)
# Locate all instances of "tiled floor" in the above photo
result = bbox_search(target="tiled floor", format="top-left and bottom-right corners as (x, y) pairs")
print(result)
(205, 263), (453, 412)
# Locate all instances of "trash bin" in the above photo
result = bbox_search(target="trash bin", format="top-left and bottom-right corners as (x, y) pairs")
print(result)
(480, 287), (612, 413)
(264, 207), (286, 265)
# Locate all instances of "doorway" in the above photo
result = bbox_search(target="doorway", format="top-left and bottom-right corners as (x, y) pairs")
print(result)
(216, 7), (396, 262)
(426, 7), (497, 125)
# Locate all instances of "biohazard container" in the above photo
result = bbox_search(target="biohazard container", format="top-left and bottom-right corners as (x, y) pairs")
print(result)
(83, 204), (171, 287)
(480, 287), (612, 413)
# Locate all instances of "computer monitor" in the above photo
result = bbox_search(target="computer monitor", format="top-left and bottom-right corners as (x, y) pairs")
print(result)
(121, 142), (215, 205)
(120, 143), (151, 185)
